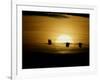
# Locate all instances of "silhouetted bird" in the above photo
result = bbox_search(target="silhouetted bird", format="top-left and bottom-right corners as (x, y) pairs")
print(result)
(66, 42), (70, 47)
(78, 42), (82, 48)
(48, 39), (52, 45)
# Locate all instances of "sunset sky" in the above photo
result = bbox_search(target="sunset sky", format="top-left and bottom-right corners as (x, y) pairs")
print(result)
(22, 11), (89, 44)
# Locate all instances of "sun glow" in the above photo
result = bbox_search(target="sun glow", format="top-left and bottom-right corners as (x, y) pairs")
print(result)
(55, 34), (73, 43)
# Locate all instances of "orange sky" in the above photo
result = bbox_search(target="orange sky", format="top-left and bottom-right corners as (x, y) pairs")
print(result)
(23, 12), (89, 44)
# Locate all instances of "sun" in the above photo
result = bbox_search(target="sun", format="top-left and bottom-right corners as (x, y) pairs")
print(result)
(55, 34), (73, 43)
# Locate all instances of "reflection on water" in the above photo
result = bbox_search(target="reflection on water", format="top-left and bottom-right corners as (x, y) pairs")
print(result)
(25, 43), (89, 54)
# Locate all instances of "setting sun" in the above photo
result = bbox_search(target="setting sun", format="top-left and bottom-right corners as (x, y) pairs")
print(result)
(55, 34), (73, 43)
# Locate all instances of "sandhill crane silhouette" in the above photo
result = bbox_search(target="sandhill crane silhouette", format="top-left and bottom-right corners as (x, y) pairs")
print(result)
(66, 42), (70, 47)
(48, 39), (52, 45)
(78, 42), (82, 48)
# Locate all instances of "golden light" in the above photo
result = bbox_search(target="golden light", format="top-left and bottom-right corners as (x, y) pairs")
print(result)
(55, 34), (73, 43)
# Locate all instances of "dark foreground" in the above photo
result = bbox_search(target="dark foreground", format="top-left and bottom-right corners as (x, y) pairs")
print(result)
(22, 47), (89, 69)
